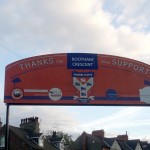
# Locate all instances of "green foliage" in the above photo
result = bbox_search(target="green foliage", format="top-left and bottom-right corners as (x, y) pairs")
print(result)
(57, 131), (74, 145)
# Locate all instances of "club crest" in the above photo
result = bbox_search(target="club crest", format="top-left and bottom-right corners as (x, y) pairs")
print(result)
(72, 71), (94, 103)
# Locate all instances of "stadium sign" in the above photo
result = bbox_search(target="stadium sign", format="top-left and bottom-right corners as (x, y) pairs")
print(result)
(4, 53), (150, 106)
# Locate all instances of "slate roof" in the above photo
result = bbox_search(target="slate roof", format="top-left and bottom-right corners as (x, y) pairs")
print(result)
(1, 125), (63, 150)
(47, 135), (63, 142)
(70, 131), (110, 150)
(70, 131), (150, 150)
(44, 138), (59, 150)
(125, 139), (141, 150)
(140, 141), (150, 150)
(103, 137), (116, 147)
(0, 125), (43, 149)
(86, 133), (110, 149)
(117, 139), (133, 150)
(45, 133), (65, 149)
(9, 125), (43, 149)
(27, 133), (43, 139)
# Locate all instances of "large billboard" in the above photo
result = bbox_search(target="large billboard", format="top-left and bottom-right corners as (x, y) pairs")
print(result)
(4, 53), (150, 106)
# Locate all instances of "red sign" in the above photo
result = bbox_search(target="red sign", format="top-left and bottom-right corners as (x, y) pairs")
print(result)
(4, 53), (150, 106)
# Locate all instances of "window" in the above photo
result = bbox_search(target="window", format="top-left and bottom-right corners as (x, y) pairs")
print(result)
(31, 138), (39, 145)
(0, 136), (5, 147)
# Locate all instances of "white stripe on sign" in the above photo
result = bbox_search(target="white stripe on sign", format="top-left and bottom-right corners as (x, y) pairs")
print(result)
(24, 89), (48, 93)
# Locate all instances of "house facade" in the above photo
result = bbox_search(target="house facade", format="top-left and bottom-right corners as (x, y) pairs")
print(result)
(71, 130), (150, 150)
(111, 140), (122, 150)
(1, 117), (150, 150)
(0, 117), (65, 150)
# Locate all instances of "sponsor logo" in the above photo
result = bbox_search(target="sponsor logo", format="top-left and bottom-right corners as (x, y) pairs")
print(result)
(11, 88), (23, 99)
(48, 88), (62, 101)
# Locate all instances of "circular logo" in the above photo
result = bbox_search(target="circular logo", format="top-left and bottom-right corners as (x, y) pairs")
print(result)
(48, 88), (62, 101)
(11, 89), (23, 99)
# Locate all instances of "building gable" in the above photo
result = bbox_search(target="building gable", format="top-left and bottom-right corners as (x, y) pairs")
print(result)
(111, 140), (121, 150)
(135, 142), (142, 150)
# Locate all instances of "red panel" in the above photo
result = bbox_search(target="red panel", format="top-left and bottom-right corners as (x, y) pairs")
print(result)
(4, 53), (150, 106)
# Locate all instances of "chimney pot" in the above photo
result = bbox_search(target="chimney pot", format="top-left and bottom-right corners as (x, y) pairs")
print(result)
(117, 134), (128, 141)
(20, 117), (40, 133)
(92, 129), (105, 138)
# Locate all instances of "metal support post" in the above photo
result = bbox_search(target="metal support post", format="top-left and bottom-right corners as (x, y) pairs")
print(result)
(5, 104), (10, 150)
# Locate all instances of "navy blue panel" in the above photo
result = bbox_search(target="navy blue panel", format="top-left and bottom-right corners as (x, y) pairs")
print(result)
(4, 95), (140, 101)
(72, 71), (94, 77)
(67, 53), (98, 70)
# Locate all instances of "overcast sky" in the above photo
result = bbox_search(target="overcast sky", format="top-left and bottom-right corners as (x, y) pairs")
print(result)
(1, 0), (150, 141)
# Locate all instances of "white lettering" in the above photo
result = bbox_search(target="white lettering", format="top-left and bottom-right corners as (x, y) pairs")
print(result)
(36, 60), (43, 66)
(72, 57), (93, 62)
(117, 60), (123, 66)
(19, 64), (24, 70)
(128, 63), (133, 68)
(145, 69), (150, 74)
(25, 62), (31, 68)
(112, 59), (116, 65)
(139, 67), (144, 73)
(111, 59), (150, 75)
(43, 59), (49, 65)
(72, 62), (93, 67)
(122, 61), (128, 66)
(18, 57), (54, 70)
(48, 58), (54, 64)
(133, 65), (139, 70)
(73, 73), (93, 77)
(32, 61), (37, 67)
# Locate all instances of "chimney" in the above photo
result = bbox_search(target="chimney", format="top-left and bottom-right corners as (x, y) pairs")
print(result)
(92, 129), (105, 138)
(20, 117), (40, 133)
(52, 131), (57, 137)
(82, 132), (87, 150)
(0, 118), (2, 129)
(117, 132), (128, 141)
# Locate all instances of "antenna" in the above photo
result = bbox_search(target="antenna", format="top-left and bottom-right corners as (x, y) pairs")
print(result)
(0, 44), (23, 58)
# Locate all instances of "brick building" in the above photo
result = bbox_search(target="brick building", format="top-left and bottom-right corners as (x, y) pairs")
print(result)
(70, 131), (110, 150)
(1, 117), (150, 150)
(71, 130), (150, 150)
(0, 117), (61, 150)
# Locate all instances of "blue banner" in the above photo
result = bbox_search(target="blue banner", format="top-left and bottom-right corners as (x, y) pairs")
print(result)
(72, 72), (94, 77)
(67, 53), (98, 69)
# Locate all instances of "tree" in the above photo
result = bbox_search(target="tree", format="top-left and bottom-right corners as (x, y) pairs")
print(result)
(57, 131), (74, 146)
